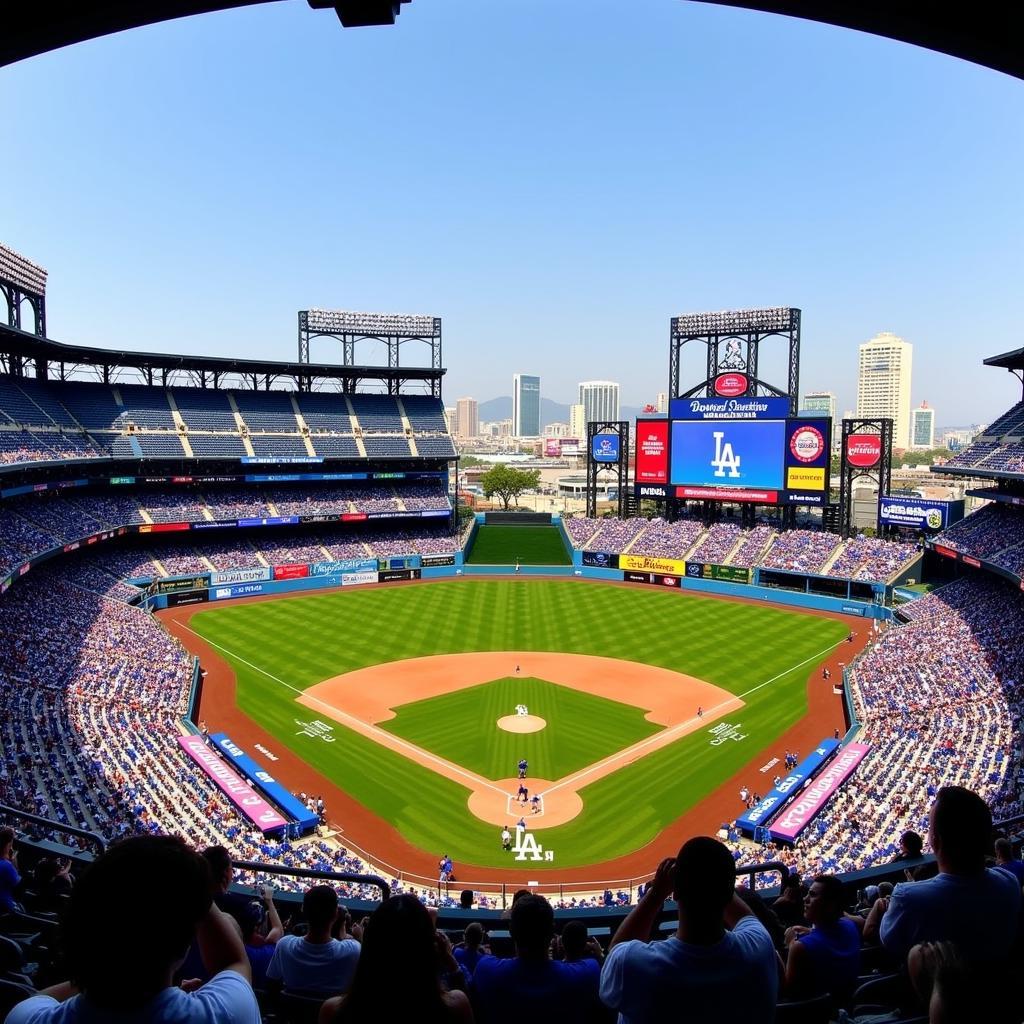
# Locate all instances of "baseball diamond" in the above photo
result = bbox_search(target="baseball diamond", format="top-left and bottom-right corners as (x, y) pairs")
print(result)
(162, 577), (851, 877)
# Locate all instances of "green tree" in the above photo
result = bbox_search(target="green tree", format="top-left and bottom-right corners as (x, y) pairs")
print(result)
(480, 464), (541, 510)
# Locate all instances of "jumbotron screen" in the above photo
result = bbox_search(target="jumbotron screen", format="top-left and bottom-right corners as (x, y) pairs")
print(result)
(635, 408), (831, 506)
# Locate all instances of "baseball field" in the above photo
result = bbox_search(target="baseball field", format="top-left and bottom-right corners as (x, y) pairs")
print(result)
(178, 577), (849, 871)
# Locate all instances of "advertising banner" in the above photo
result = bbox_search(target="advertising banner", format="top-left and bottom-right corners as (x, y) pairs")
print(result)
(619, 554), (686, 576)
(273, 564), (309, 581)
(379, 568), (423, 583)
(846, 434), (882, 468)
(671, 419), (786, 490)
(736, 739), (840, 833)
(670, 396), (791, 421)
(213, 583), (265, 600)
(241, 456), (323, 464)
(635, 484), (670, 499)
(342, 571), (378, 586)
(879, 497), (964, 531)
(209, 734), (319, 831)
(156, 575), (210, 594)
(311, 559), (377, 577)
(686, 563), (751, 584)
(544, 438), (561, 457)
(932, 544), (957, 559)
(582, 551), (619, 569)
(623, 570), (679, 587)
(591, 433), (621, 463)
(769, 742), (871, 841)
(421, 554), (456, 567)
(210, 567), (272, 586)
(713, 372), (749, 397)
(138, 522), (191, 534)
(675, 485), (779, 503)
(177, 735), (288, 833)
(165, 590), (210, 607)
(785, 420), (831, 472)
(635, 420), (670, 485)
(237, 516), (301, 528)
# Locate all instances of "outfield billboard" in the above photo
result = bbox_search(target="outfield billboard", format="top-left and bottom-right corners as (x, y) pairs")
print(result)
(685, 562), (751, 584)
(635, 420), (670, 485)
(671, 420), (787, 490)
(210, 567), (272, 586)
(623, 571), (680, 588)
(592, 433), (621, 463)
(670, 396), (791, 420)
(619, 554), (686, 576)
(582, 551), (619, 569)
(879, 497), (964, 531)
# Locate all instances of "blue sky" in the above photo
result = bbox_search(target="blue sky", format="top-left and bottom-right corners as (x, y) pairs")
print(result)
(3, 0), (1022, 426)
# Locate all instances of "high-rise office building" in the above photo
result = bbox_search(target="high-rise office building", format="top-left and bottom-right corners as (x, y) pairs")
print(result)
(856, 332), (913, 449)
(656, 392), (669, 414)
(512, 374), (541, 437)
(455, 397), (479, 439)
(801, 390), (837, 423)
(911, 402), (936, 449)
(569, 404), (586, 440)
(444, 406), (458, 436)
(578, 381), (620, 426)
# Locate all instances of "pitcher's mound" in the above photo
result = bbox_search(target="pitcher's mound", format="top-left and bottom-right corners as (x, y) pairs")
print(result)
(497, 714), (546, 733)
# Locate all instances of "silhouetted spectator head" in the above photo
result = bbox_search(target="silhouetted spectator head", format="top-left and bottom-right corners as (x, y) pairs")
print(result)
(560, 920), (588, 961)
(900, 830), (924, 858)
(230, 900), (266, 944)
(930, 786), (991, 873)
(64, 835), (212, 1009)
(510, 893), (555, 958)
(673, 836), (736, 922)
(877, 881), (894, 897)
(994, 838), (1014, 863)
(463, 922), (485, 950)
(303, 884), (339, 933)
(201, 845), (232, 893)
(0, 828), (14, 859)
(804, 875), (845, 926)
(459, 889), (474, 909)
(333, 894), (449, 1023)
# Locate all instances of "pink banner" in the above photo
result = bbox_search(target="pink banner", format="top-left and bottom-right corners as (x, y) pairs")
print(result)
(769, 742), (871, 841)
(178, 734), (288, 833)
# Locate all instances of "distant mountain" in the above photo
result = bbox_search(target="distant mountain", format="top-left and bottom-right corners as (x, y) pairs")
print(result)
(477, 396), (645, 429)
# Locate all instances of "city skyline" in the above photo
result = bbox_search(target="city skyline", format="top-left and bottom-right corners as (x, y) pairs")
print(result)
(2, 1), (1020, 426)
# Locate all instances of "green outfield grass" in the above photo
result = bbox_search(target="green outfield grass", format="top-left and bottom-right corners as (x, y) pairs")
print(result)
(186, 579), (847, 870)
(466, 524), (572, 565)
(379, 676), (662, 781)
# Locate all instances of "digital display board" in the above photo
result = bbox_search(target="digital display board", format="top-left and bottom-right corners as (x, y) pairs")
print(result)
(635, 420), (670, 485)
(638, 415), (830, 507)
(592, 433), (621, 463)
(671, 420), (786, 490)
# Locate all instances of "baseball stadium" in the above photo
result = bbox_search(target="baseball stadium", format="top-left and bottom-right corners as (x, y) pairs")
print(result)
(1, 4), (1023, 1023)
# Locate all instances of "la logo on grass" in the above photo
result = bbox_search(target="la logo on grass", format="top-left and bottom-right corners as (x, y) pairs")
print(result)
(513, 832), (554, 862)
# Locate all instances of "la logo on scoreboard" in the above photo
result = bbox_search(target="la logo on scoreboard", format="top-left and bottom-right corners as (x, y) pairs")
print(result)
(711, 431), (741, 479)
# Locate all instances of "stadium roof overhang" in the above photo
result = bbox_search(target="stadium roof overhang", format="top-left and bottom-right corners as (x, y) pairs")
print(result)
(1, 2), (1021, 80)
(0, 324), (443, 390)
(984, 348), (1024, 371)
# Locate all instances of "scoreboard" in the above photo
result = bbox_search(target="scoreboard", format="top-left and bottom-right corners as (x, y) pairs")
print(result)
(635, 398), (831, 506)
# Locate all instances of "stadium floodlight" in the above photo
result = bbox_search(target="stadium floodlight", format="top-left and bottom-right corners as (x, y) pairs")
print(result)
(0, 242), (48, 296)
(306, 308), (439, 336)
(672, 307), (794, 335)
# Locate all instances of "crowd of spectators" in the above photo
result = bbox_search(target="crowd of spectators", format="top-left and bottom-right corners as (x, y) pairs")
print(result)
(938, 502), (1024, 561)
(759, 529), (841, 574)
(828, 535), (919, 581)
(728, 576), (1024, 884)
(564, 516), (914, 582)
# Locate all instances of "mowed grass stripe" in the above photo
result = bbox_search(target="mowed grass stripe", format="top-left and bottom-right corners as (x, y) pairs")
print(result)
(188, 580), (847, 867)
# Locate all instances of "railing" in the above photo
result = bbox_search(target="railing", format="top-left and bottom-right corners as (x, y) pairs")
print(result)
(0, 801), (107, 853)
(231, 859), (391, 903)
